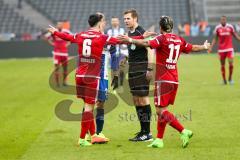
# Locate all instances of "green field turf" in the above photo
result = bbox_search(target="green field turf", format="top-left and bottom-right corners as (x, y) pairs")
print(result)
(0, 54), (240, 160)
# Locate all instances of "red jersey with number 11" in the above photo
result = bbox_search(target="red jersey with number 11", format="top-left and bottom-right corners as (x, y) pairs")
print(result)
(149, 33), (193, 83)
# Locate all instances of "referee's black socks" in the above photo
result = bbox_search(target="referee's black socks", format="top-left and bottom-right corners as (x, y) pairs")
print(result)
(135, 105), (152, 134)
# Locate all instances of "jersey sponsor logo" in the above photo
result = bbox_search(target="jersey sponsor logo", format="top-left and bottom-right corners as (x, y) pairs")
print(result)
(219, 32), (231, 36)
(167, 38), (182, 43)
(80, 33), (100, 38)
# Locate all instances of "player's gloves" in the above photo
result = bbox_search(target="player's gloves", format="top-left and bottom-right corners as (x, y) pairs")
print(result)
(111, 76), (119, 90)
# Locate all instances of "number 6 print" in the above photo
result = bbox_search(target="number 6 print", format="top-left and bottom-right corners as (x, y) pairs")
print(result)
(82, 39), (92, 57)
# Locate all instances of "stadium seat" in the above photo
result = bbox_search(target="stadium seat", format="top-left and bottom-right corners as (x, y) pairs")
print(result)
(25, 0), (191, 33)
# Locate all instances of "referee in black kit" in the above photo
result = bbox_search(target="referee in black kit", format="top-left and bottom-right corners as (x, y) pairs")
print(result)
(123, 9), (154, 141)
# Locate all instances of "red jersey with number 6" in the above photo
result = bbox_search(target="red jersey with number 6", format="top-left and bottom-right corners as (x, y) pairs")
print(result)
(149, 33), (193, 83)
(53, 29), (120, 78)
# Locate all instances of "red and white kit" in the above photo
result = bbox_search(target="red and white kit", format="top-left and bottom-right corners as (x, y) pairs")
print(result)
(214, 24), (236, 60)
(53, 29), (121, 104)
(47, 29), (70, 66)
(148, 33), (192, 107)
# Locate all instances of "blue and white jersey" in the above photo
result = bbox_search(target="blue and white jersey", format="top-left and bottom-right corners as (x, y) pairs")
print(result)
(99, 50), (109, 80)
(98, 49), (109, 102)
(107, 28), (125, 56)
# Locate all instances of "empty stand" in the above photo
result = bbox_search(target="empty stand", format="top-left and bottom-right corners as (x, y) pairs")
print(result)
(25, 0), (191, 32)
(0, 0), (39, 34)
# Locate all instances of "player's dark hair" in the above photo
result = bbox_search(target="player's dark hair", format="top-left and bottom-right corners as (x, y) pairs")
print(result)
(123, 9), (138, 21)
(88, 14), (103, 27)
(159, 16), (173, 33)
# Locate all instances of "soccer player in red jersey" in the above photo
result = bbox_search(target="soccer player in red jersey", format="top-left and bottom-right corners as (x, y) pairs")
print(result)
(45, 21), (70, 87)
(117, 16), (210, 148)
(208, 16), (240, 85)
(47, 14), (152, 147)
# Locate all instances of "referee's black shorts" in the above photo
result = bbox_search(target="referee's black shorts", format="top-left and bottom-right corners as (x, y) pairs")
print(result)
(128, 62), (150, 97)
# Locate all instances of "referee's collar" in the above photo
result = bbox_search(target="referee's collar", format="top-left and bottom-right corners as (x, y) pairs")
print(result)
(130, 25), (139, 33)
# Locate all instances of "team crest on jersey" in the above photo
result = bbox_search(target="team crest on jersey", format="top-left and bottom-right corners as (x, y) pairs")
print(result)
(130, 44), (136, 50)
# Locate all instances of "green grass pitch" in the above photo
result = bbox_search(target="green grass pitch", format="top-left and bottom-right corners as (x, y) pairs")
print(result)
(0, 54), (240, 160)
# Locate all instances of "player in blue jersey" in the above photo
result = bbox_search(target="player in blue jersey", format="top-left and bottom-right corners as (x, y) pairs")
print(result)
(92, 12), (110, 142)
(107, 17), (128, 92)
(94, 46), (110, 141)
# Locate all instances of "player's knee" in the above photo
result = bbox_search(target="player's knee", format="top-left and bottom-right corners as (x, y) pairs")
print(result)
(138, 97), (149, 106)
(96, 101), (104, 109)
(229, 60), (234, 65)
(155, 106), (168, 116)
(84, 103), (94, 112)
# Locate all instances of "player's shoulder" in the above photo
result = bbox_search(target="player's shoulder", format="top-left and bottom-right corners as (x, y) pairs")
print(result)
(215, 24), (222, 30)
(136, 26), (145, 34)
(164, 33), (182, 40)
(226, 23), (234, 30)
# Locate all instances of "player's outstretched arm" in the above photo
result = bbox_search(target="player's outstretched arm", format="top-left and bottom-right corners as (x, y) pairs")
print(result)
(142, 31), (158, 39)
(192, 40), (211, 52)
(117, 35), (150, 47)
(47, 25), (76, 43)
(146, 47), (154, 81)
(233, 32), (240, 41)
(208, 35), (217, 53)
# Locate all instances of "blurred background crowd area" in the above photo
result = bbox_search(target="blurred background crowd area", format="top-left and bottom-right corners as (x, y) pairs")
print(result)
(0, 0), (240, 41)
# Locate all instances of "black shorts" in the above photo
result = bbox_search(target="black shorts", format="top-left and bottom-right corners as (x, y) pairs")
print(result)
(128, 62), (150, 97)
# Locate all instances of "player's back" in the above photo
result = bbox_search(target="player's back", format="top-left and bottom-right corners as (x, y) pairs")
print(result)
(154, 33), (192, 82)
(76, 29), (107, 78)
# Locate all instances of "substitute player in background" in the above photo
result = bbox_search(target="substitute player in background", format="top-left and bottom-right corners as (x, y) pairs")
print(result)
(118, 16), (210, 148)
(45, 21), (70, 87)
(208, 16), (240, 85)
(107, 17), (128, 91)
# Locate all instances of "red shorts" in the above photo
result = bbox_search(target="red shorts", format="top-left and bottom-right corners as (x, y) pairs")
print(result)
(154, 81), (178, 107)
(53, 55), (68, 66)
(218, 51), (234, 60)
(75, 77), (99, 105)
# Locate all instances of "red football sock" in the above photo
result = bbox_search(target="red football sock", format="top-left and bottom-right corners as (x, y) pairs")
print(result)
(162, 110), (184, 133)
(221, 65), (226, 81)
(54, 71), (60, 85)
(89, 117), (96, 136)
(63, 71), (68, 84)
(229, 64), (233, 81)
(157, 115), (167, 139)
(80, 111), (94, 139)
